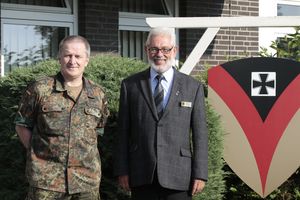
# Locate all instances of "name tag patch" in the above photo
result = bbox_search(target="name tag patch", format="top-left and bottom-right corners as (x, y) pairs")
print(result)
(180, 101), (192, 108)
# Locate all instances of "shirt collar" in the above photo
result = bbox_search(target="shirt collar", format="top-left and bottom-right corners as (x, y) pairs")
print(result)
(150, 67), (174, 83)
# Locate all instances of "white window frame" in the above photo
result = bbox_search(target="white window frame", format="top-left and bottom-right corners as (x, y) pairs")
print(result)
(0, 0), (78, 76)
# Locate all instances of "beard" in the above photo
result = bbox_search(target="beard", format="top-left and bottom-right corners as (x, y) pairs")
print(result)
(149, 57), (175, 74)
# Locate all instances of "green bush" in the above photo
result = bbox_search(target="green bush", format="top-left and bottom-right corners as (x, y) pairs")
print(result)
(259, 27), (300, 62)
(0, 59), (60, 200)
(193, 102), (225, 200)
(0, 54), (225, 200)
(86, 54), (148, 200)
(193, 67), (226, 200)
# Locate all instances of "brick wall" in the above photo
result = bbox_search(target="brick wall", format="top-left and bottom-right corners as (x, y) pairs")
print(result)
(179, 0), (259, 73)
(78, 0), (119, 54)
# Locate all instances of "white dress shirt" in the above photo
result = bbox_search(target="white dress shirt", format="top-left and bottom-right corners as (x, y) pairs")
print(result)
(150, 67), (174, 108)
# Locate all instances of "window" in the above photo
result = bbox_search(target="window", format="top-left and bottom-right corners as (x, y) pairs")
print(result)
(3, 24), (68, 74)
(2, 0), (66, 7)
(1, 0), (77, 76)
(278, 3), (300, 16)
(120, 30), (148, 61)
(119, 0), (178, 62)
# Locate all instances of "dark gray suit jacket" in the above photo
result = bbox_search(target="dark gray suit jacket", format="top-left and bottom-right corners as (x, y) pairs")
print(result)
(113, 68), (208, 191)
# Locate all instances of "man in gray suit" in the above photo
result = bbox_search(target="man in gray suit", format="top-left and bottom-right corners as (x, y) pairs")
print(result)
(114, 27), (208, 200)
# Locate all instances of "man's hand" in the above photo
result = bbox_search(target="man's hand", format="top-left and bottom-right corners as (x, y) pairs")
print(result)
(191, 179), (206, 195)
(15, 125), (32, 150)
(118, 175), (130, 191)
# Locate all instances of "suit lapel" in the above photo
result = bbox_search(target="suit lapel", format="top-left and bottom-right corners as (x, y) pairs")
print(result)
(139, 68), (159, 120)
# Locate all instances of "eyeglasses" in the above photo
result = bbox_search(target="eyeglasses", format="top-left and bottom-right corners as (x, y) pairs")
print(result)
(148, 47), (174, 54)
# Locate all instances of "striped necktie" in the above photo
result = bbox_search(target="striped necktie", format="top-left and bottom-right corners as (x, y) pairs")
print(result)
(154, 74), (164, 118)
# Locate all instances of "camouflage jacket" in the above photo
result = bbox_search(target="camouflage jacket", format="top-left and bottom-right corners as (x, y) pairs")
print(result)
(15, 72), (109, 194)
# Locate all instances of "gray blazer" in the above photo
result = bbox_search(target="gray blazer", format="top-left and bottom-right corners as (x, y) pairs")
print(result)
(113, 68), (208, 191)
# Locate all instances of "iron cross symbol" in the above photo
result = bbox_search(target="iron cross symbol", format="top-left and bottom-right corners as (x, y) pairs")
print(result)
(251, 72), (276, 96)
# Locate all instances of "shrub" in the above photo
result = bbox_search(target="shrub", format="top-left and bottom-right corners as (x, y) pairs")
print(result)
(259, 27), (300, 62)
(193, 102), (225, 200)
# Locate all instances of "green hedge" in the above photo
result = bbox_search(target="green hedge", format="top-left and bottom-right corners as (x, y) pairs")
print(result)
(0, 54), (225, 200)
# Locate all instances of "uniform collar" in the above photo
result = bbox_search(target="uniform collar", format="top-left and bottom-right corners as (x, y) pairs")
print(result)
(54, 72), (96, 98)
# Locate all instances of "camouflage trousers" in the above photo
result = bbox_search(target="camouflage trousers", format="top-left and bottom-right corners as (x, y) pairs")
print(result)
(25, 187), (100, 200)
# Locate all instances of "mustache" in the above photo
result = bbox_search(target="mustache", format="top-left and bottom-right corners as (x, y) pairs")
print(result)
(153, 56), (165, 60)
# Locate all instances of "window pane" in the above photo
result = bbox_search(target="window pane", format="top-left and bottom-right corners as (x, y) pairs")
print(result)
(278, 4), (300, 16)
(121, 0), (168, 14)
(3, 24), (68, 74)
(1, 0), (66, 7)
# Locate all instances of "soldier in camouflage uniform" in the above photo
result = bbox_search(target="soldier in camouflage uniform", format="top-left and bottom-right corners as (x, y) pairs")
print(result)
(15, 35), (109, 200)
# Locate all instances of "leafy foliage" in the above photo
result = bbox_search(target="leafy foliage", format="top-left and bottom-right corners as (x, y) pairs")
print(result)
(192, 67), (226, 200)
(259, 27), (300, 62)
(0, 59), (60, 200)
(85, 54), (148, 200)
(194, 102), (226, 200)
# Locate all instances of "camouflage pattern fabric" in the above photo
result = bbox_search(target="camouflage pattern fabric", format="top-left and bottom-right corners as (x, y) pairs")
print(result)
(26, 187), (100, 200)
(15, 72), (109, 194)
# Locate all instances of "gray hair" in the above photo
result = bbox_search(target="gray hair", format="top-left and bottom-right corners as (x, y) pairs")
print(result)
(145, 27), (176, 47)
(58, 35), (91, 58)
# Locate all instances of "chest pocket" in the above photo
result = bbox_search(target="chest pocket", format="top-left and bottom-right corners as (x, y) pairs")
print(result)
(42, 104), (64, 113)
(40, 104), (66, 135)
(84, 106), (102, 129)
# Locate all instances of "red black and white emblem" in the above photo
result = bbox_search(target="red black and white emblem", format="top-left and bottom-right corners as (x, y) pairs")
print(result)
(251, 72), (276, 96)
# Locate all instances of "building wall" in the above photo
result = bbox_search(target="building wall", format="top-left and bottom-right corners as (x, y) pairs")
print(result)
(179, 0), (259, 73)
(78, 0), (119, 54)
(78, 0), (259, 67)
(1, 0), (260, 75)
